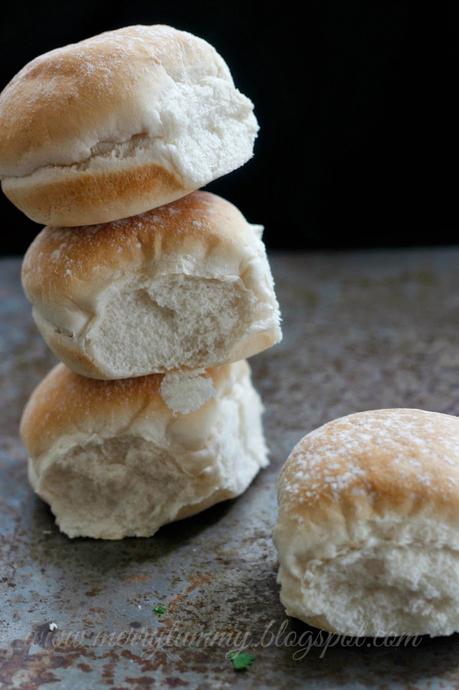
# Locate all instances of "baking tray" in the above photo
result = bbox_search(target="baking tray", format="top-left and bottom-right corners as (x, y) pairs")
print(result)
(2, 250), (459, 689)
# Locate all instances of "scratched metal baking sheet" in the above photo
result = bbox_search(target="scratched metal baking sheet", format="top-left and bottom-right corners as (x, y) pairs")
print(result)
(2, 250), (459, 689)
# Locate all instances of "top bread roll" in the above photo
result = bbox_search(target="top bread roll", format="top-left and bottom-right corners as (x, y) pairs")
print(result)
(0, 25), (258, 226)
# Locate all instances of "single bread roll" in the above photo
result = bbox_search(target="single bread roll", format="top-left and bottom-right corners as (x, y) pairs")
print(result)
(274, 409), (459, 637)
(0, 25), (258, 226)
(22, 191), (281, 379)
(20, 360), (267, 539)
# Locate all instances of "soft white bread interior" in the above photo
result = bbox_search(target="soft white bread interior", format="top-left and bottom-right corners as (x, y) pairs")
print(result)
(0, 25), (258, 226)
(22, 191), (281, 379)
(20, 360), (268, 539)
(274, 408), (459, 637)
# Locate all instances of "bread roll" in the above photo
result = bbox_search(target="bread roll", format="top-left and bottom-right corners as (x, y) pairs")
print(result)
(20, 360), (267, 539)
(0, 25), (258, 226)
(274, 409), (459, 637)
(22, 191), (281, 379)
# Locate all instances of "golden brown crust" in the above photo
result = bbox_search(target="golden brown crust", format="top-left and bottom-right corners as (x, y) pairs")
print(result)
(20, 361), (248, 460)
(20, 365), (164, 459)
(278, 409), (459, 527)
(2, 163), (190, 227)
(22, 191), (252, 306)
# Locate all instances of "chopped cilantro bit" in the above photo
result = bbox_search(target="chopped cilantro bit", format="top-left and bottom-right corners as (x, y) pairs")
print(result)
(229, 651), (255, 671)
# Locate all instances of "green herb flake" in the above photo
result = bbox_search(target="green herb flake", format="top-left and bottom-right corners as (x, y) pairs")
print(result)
(153, 605), (166, 616)
(229, 651), (255, 671)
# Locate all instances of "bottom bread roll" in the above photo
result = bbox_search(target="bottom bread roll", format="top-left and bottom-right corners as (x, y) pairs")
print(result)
(20, 360), (267, 539)
(274, 409), (459, 637)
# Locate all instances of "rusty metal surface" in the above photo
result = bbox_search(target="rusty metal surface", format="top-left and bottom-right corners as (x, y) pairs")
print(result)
(3, 250), (459, 689)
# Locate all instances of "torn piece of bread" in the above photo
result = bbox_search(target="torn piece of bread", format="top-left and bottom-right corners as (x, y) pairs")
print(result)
(0, 25), (258, 226)
(22, 191), (281, 379)
(20, 360), (268, 539)
(274, 408), (459, 637)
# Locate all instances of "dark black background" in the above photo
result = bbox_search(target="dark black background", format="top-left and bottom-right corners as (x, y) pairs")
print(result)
(1, 2), (458, 254)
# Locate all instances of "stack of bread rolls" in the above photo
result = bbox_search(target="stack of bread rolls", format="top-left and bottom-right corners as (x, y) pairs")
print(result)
(0, 25), (281, 539)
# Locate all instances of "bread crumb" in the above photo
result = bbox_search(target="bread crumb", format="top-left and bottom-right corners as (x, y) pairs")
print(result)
(160, 371), (215, 414)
